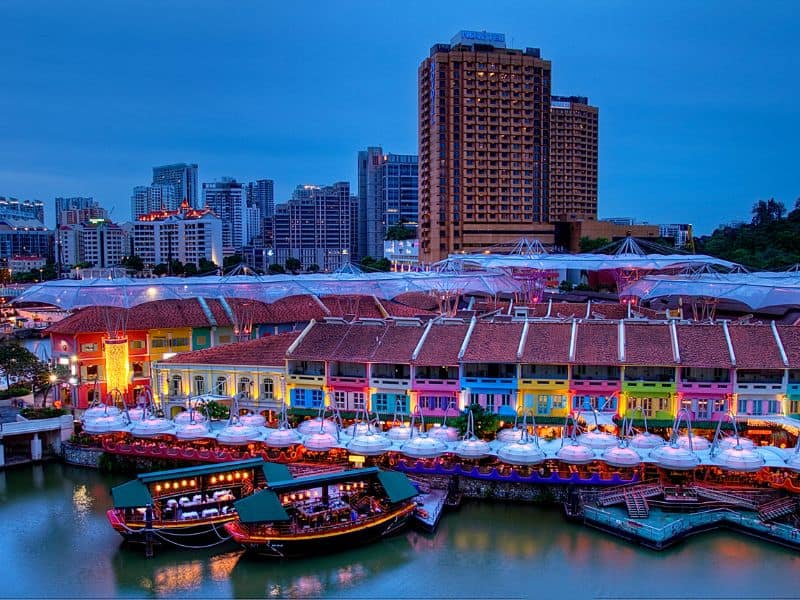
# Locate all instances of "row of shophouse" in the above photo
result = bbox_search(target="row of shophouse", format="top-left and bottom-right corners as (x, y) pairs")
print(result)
(149, 315), (800, 424)
(46, 295), (431, 408)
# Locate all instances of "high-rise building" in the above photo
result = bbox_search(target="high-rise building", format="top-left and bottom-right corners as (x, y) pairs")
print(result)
(0, 219), (53, 263)
(202, 177), (247, 255)
(58, 220), (127, 268)
(131, 184), (177, 219)
(549, 95), (599, 221)
(129, 202), (222, 267)
(272, 182), (354, 272)
(357, 147), (418, 260)
(246, 179), (275, 218)
(0, 197), (45, 224)
(55, 197), (101, 226)
(418, 31), (553, 263)
(152, 163), (199, 208)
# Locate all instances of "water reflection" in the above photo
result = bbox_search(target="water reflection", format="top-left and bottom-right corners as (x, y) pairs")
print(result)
(3, 464), (800, 599)
(229, 535), (413, 598)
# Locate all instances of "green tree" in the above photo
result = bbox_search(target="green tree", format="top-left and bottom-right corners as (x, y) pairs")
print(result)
(579, 237), (611, 253)
(223, 254), (243, 270)
(306, 263), (320, 273)
(285, 257), (302, 273)
(183, 262), (199, 277)
(121, 255), (145, 272)
(360, 256), (376, 271)
(0, 343), (43, 389)
(454, 403), (500, 439)
(203, 400), (230, 421)
(385, 223), (415, 241)
(198, 258), (218, 274)
(153, 263), (169, 276)
(268, 263), (286, 275)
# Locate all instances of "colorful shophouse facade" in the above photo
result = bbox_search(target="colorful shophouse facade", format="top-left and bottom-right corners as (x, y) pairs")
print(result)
(150, 314), (800, 424)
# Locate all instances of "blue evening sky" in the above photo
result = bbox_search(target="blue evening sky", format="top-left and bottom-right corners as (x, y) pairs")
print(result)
(1, 0), (798, 233)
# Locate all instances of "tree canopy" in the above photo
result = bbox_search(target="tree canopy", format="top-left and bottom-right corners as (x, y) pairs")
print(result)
(697, 198), (800, 270)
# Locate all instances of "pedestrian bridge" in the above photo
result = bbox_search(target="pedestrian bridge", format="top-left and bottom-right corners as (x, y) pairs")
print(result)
(0, 415), (74, 467)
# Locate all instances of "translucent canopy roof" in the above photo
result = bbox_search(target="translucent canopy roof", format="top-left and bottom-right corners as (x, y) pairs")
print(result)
(265, 426), (302, 448)
(497, 440), (547, 465)
(346, 432), (393, 456)
(496, 427), (525, 444)
(452, 252), (737, 273)
(175, 422), (215, 440)
(130, 417), (175, 438)
(624, 271), (800, 310)
(239, 413), (267, 428)
(601, 445), (643, 467)
(556, 441), (596, 464)
(84, 405), (121, 420)
(677, 435), (711, 451)
(577, 430), (619, 449)
(13, 269), (522, 310)
(712, 445), (765, 472)
(82, 414), (129, 434)
(385, 424), (420, 441)
(629, 432), (666, 449)
(297, 418), (338, 436)
(216, 422), (261, 445)
(302, 431), (339, 452)
(453, 437), (491, 459)
(649, 443), (700, 470)
(401, 434), (448, 459)
(428, 424), (460, 442)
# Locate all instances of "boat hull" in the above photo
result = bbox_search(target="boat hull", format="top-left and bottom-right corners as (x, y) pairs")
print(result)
(106, 509), (235, 545)
(226, 504), (415, 559)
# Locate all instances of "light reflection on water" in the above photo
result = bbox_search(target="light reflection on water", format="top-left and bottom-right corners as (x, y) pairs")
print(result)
(2, 464), (800, 599)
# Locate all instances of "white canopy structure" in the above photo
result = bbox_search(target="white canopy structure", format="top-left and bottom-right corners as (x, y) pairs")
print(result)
(623, 271), (800, 310)
(12, 269), (522, 310)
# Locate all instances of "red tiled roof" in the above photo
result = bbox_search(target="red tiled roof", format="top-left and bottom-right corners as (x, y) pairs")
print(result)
(728, 324), (786, 369)
(520, 322), (572, 364)
(574, 322), (620, 365)
(413, 322), (470, 366)
(159, 332), (300, 366)
(370, 324), (427, 363)
(624, 322), (676, 366)
(265, 295), (329, 323)
(382, 300), (435, 318)
(776, 325), (800, 369)
(462, 321), (524, 363)
(393, 292), (440, 311)
(45, 306), (129, 335)
(676, 323), (732, 368)
(319, 295), (385, 320)
(289, 322), (351, 361)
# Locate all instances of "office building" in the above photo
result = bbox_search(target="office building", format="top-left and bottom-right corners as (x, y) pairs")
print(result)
(131, 184), (177, 219)
(418, 31), (553, 263)
(357, 147), (418, 260)
(0, 218), (53, 263)
(203, 177), (247, 255)
(659, 223), (693, 248)
(130, 202), (222, 267)
(272, 182), (355, 272)
(246, 179), (275, 218)
(0, 197), (45, 224)
(152, 163), (199, 208)
(549, 95), (599, 221)
(58, 220), (127, 269)
(55, 197), (104, 226)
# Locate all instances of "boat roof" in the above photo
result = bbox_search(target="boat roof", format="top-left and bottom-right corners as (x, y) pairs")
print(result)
(111, 479), (152, 509)
(136, 458), (291, 484)
(233, 468), (417, 523)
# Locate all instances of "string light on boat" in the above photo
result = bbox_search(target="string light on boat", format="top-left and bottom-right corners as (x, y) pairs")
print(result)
(155, 485), (162, 492)
(181, 479), (188, 487)
(211, 476), (217, 484)
(190, 479), (196, 486)
(242, 472), (249, 480)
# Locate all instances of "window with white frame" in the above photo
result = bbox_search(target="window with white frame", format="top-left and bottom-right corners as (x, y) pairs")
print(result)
(352, 392), (366, 410)
(193, 375), (205, 396)
(261, 378), (274, 400)
(238, 377), (252, 396)
(334, 391), (347, 409)
(215, 376), (227, 396)
(170, 375), (182, 396)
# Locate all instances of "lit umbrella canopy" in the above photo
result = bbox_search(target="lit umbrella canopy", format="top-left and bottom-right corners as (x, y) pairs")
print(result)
(130, 416), (175, 438)
(175, 421), (215, 441)
(713, 445), (765, 472)
(601, 445), (643, 467)
(649, 444), (700, 470)
(216, 422), (261, 445)
(83, 413), (129, 434)
(400, 434), (448, 459)
(346, 431), (393, 456)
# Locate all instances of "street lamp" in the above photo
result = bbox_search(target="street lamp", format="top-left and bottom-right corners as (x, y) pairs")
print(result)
(47, 373), (57, 408)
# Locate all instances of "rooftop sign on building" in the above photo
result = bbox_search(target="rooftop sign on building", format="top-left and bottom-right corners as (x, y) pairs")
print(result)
(450, 30), (506, 48)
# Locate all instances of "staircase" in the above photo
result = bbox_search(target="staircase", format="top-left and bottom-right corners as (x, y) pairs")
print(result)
(624, 491), (650, 519)
(759, 497), (797, 522)
(598, 483), (662, 507)
(689, 484), (758, 509)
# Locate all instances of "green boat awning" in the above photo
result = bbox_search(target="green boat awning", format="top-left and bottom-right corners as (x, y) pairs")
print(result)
(267, 467), (381, 493)
(136, 459), (291, 484)
(376, 470), (418, 504)
(112, 480), (153, 509)
(261, 462), (292, 483)
(235, 489), (290, 523)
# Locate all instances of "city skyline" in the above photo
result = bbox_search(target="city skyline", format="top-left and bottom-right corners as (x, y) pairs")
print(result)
(2, 1), (799, 234)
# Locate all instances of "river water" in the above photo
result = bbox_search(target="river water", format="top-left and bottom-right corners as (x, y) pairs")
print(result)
(2, 463), (800, 599)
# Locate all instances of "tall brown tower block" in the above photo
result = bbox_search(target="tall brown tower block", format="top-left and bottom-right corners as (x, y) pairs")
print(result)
(549, 96), (599, 221)
(418, 31), (554, 263)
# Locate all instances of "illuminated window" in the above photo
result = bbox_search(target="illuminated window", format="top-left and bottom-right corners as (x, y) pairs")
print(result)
(215, 376), (228, 396)
(261, 378), (274, 400)
(238, 377), (252, 396)
(352, 392), (366, 410)
(193, 376), (205, 395)
(80, 343), (98, 353)
(170, 375), (182, 396)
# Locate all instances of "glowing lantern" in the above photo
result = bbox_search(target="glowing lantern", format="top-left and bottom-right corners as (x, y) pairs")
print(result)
(104, 337), (130, 393)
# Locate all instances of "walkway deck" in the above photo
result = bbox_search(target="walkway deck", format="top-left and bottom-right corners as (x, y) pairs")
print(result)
(413, 489), (448, 533)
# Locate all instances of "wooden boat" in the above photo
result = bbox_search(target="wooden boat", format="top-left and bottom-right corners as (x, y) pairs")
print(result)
(106, 458), (292, 546)
(224, 467), (418, 558)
